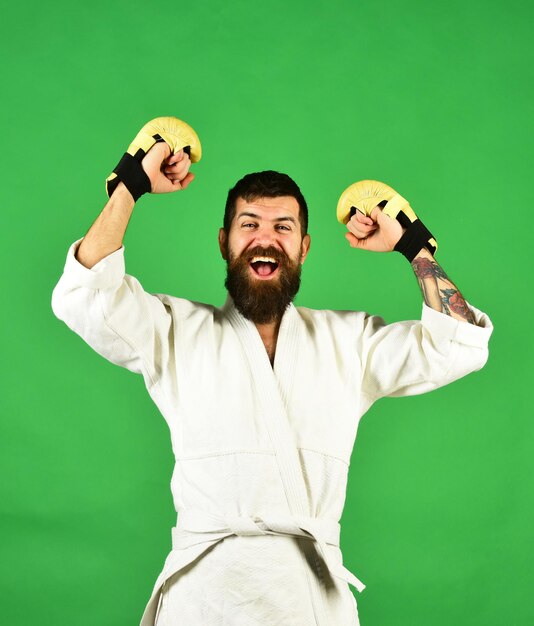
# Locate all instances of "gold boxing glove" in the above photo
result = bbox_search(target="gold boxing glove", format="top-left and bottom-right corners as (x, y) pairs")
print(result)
(336, 179), (438, 259)
(105, 116), (202, 201)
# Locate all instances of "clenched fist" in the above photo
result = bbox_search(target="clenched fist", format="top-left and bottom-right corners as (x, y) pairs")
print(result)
(345, 205), (405, 252)
(141, 142), (195, 194)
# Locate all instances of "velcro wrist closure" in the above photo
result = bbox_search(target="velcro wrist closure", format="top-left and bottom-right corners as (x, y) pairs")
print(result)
(109, 153), (152, 202)
(394, 219), (436, 262)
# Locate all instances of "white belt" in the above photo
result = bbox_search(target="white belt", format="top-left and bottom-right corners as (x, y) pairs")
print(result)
(172, 509), (366, 593)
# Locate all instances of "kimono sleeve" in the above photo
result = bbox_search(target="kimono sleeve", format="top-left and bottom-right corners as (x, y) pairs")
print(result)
(360, 302), (493, 402)
(51, 237), (173, 386)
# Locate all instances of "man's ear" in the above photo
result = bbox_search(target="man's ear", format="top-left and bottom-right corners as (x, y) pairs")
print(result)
(300, 234), (311, 264)
(218, 228), (228, 260)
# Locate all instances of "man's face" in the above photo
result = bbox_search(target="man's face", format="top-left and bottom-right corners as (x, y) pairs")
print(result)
(218, 196), (311, 324)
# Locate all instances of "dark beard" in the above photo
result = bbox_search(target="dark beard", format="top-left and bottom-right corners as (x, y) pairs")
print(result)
(224, 244), (302, 324)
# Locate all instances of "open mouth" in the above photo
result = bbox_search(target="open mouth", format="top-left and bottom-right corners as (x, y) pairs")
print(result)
(249, 255), (280, 279)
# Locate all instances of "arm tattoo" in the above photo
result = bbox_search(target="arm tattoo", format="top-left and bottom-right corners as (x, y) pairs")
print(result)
(440, 288), (476, 321)
(411, 257), (449, 281)
(411, 256), (477, 325)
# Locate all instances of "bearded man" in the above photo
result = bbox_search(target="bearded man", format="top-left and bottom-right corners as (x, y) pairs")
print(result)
(51, 133), (493, 626)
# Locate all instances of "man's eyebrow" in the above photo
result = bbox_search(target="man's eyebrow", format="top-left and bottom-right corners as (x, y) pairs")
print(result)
(236, 211), (297, 224)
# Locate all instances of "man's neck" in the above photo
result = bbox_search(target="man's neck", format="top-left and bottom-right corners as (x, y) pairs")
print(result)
(255, 319), (281, 342)
(255, 319), (282, 365)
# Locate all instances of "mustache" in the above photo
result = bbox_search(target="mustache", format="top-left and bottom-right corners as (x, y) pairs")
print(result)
(231, 245), (291, 266)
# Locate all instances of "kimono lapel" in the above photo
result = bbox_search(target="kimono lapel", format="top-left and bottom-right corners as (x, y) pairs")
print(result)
(223, 296), (342, 624)
(223, 295), (306, 517)
(272, 298), (300, 410)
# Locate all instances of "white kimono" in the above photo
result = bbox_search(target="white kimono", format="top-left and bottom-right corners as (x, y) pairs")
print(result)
(51, 238), (493, 626)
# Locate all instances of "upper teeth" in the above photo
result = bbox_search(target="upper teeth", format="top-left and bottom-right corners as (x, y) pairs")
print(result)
(251, 256), (277, 263)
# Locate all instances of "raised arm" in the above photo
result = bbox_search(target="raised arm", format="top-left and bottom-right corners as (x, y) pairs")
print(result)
(338, 181), (492, 403)
(345, 203), (478, 325)
(51, 120), (197, 381)
(76, 141), (194, 269)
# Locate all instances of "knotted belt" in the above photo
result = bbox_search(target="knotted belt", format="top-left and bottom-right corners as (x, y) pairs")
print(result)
(172, 509), (366, 593)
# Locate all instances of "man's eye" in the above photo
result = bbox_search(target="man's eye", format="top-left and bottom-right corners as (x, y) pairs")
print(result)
(242, 223), (256, 228)
(276, 225), (290, 231)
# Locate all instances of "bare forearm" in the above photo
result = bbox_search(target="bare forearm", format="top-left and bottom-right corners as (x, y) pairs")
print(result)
(75, 183), (135, 269)
(411, 248), (476, 325)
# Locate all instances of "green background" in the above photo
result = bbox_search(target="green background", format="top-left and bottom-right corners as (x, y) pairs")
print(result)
(1, 0), (532, 624)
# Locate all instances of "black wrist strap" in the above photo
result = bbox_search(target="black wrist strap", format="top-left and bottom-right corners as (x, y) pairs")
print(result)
(108, 152), (152, 202)
(394, 219), (436, 262)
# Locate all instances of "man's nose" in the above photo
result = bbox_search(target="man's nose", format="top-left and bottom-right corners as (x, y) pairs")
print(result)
(253, 226), (278, 247)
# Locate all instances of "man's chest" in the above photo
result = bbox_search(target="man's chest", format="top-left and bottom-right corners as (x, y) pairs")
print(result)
(167, 327), (362, 463)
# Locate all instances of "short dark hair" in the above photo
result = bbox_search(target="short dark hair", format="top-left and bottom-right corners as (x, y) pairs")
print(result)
(223, 170), (308, 236)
